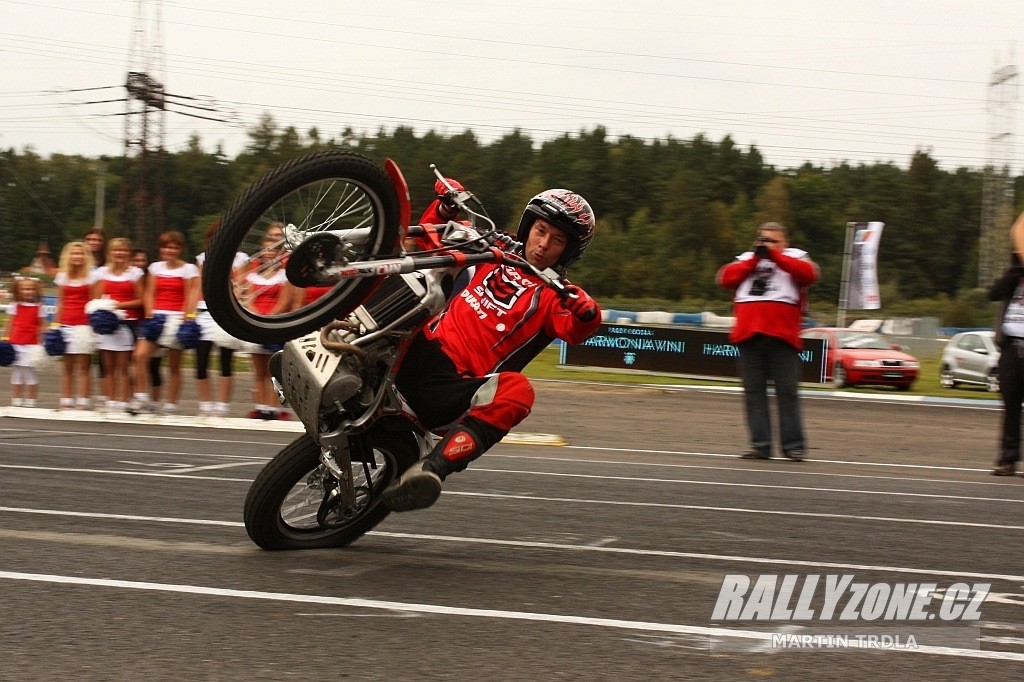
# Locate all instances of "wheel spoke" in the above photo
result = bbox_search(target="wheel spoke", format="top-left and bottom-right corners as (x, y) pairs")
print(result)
(203, 151), (398, 343)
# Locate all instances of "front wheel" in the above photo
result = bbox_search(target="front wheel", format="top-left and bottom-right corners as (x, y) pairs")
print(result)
(243, 430), (419, 550)
(204, 151), (401, 344)
(987, 370), (1000, 393)
(939, 365), (957, 388)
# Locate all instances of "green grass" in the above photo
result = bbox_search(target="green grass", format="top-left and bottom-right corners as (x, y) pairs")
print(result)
(525, 347), (999, 401)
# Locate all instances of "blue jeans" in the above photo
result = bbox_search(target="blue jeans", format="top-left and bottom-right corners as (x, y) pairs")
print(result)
(737, 334), (806, 454)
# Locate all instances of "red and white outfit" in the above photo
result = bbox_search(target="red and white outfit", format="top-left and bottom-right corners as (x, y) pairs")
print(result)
(6, 301), (45, 369)
(91, 265), (144, 351)
(150, 260), (199, 317)
(195, 252), (247, 342)
(395, 257), (601, 466)
(717, 248), (817, 349)
(54, 272), (94, 355)
(244, 268), (287, 353)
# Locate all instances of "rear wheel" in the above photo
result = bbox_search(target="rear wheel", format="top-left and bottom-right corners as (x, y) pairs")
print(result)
(243, 430), (419, 550)
(204, 151), (401, 344)
(832, 363), (850, 389)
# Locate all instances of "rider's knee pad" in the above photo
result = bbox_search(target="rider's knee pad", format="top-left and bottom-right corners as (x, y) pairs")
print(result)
(467, 372), (534, 433)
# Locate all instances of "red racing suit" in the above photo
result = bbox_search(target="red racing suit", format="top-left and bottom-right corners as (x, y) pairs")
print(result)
(395, 248), (600, 470)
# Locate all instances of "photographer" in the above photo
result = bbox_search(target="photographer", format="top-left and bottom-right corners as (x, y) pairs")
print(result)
(717, 222), (819, 461)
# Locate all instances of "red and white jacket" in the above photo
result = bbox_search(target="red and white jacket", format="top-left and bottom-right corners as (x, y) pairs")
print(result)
(717, 248), (819, 350)
(424, 260), (601, 376)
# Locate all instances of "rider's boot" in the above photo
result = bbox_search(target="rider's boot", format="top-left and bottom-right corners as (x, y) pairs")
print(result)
(383, 420), (490, 512)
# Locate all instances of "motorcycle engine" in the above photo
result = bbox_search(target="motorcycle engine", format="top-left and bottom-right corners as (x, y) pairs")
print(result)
(273, 272), (443, 437)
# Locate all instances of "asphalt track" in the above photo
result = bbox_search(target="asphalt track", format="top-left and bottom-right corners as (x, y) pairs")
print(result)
(1, 381), (1022, 680)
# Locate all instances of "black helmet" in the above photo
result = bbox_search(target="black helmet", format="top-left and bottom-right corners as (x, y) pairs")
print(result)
(516, 189), (596, 269)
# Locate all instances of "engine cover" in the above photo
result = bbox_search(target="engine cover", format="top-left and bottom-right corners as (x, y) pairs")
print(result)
(277, 332), (362, 437)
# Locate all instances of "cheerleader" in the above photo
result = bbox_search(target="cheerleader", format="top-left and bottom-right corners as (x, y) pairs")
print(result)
(54, 241), (95, 409)
(244, 233), (289, 419)
(4, 277), (45, 407)
(90, 237), (144, 412)
(130, 231), (199, 415)
(193, 220), (249, 417)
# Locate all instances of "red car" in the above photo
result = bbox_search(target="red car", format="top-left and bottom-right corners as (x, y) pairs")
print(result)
(800, 327), (919, 390)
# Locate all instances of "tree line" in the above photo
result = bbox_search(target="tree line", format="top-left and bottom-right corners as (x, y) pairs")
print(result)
(2, 114), (1022, 322)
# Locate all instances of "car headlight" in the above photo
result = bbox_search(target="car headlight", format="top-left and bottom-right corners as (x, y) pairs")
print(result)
(852, 360), (882, 368)
(904, 361), (920, 369)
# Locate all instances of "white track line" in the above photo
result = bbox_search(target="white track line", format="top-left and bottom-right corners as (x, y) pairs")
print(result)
(1, 464), (1020, 529)
(0, 571), (1019, 661)
(2, 437), (1014, 488)
(3, 425), (1005, 477)
(443, 491), (1024, 530)
(468, 468), (1024, 504)
(4, 459), (1021, 507)
(2, 507), (1022, 582)
(567, 446), (994, 473)
(491, 454), (1016, 488)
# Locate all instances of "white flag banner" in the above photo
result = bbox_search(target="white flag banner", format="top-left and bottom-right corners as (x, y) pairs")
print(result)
(847, 221), (884, 310)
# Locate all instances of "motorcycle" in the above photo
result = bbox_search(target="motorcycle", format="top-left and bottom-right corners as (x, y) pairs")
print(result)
(202, 151), (578, 550)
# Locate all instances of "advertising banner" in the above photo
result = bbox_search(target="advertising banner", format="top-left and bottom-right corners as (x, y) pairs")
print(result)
(846, 221), (884, 310)
(562, 324), (828, 383)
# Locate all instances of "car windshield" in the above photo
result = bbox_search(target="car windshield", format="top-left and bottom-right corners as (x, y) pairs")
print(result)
(835, 331), (891, 350)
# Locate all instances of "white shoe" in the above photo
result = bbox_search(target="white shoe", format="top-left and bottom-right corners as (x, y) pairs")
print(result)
(127, 399), (155, 415)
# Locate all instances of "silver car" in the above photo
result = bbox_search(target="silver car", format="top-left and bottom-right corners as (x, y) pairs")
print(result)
(939, 330), (1000, 392)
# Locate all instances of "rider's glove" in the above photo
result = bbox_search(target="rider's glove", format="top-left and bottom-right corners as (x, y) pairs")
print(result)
(432, 176), (464, 208)
(561, 285), (598, 322)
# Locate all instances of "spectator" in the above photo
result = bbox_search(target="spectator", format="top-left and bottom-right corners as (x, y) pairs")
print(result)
(194, 221), (249, 417)
(91, 237), (144, 412)
(129, 231), (199, 415)
(241, 232), (289, 419)
(716, 222), (819, 461)
(4, 276), (45, 407)
(54, 241), (95, 409)
(991, 209), (1024, 477)
(130, 248), (166, 406)
(83, 227), (105, 268)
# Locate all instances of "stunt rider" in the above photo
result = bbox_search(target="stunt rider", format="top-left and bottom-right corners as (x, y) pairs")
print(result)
(383, 189), (602, 512)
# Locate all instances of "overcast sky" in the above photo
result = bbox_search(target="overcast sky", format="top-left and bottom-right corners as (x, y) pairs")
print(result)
(1, 0), (1021, 171)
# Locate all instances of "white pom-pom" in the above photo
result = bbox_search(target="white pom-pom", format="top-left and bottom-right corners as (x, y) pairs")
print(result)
(209, 324), (246, 351)
(85, 298), (119, 315)
(157, 315), (183, 349)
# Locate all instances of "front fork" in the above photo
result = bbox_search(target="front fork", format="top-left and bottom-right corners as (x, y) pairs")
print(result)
(318, 431), (374, 511)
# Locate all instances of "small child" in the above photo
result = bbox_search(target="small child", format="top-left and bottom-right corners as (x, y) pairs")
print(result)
(4, 277), (46, 407)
